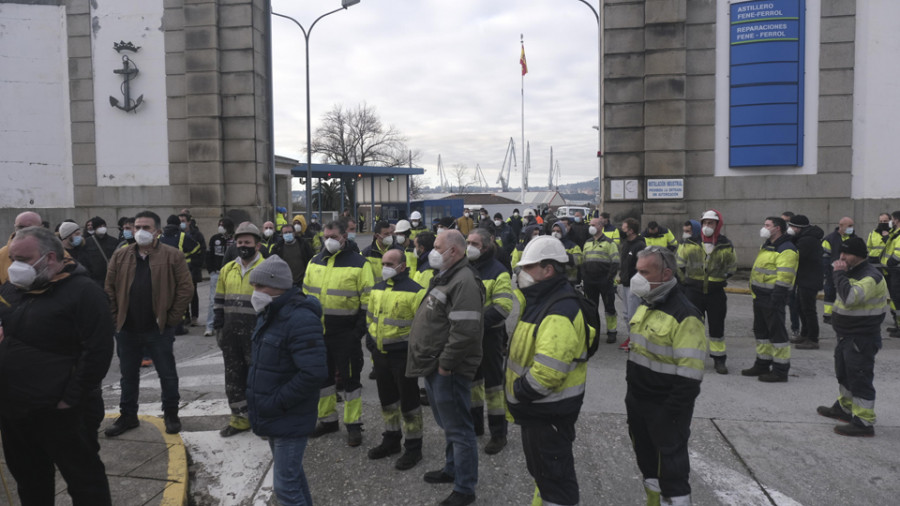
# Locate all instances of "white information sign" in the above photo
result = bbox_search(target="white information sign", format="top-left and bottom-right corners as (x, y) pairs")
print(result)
(646, 178), (684, 199)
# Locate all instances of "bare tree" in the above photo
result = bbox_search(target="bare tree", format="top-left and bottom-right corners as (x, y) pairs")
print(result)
(451, 163), (474, 194)
(409, 174), (426, 200)
(311, 103), (421, 207)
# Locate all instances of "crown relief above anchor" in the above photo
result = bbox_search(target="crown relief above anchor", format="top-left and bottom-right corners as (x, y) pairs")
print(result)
(109, 41), (143, 112)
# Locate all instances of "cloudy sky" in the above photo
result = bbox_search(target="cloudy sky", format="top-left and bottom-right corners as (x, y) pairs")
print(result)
(271, 0), (600, 189)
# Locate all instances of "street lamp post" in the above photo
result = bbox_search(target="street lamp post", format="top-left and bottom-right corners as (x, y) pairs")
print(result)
(272, 0), (360, 222)
(577, 0), (604, 213)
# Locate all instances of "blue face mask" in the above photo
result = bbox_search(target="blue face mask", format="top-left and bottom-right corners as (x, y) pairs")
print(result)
(71, 235), (83, 247)
(123, 230), (134, 241)
(283, 232), (295, 243)
(179, 222), (187, 230)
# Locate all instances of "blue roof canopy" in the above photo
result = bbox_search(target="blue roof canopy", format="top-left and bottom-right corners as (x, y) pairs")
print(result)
(291, 163), (424, 178)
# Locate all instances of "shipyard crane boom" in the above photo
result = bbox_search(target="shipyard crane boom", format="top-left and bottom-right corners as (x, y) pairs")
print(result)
(548, 146), (554, 188)
(474, 164), (490, 192)
(496, 137), (517, 192)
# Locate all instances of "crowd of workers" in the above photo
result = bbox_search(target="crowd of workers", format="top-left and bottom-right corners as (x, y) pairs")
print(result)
(0, 203), (896, 506)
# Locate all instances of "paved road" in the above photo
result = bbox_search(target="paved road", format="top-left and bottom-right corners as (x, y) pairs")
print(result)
(99, 276), (900, 505)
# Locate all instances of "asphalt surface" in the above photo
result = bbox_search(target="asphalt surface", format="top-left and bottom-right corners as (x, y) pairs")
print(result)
(2, 255), (900, 504)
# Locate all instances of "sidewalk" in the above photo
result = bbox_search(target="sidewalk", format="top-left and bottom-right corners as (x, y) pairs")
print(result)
(0, 415), (187, 506)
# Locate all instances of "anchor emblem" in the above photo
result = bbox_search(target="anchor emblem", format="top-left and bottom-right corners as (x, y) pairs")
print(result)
(109, 54), (143, 112)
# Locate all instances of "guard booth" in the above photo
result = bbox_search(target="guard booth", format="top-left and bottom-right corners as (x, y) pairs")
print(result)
(290, 163), (425, 228)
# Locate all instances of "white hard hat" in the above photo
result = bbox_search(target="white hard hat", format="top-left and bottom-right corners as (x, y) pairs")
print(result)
(394, 219), (411, 233)
(700, 210), (719, 221)
(410, 211), (422, 220)
(517, 236), (569, 267)
(524, 209), (535, 217)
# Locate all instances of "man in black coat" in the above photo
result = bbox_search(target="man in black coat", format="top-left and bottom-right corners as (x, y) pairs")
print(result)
(787, 216), (825, 349)
(0, 227), (114, 505)
(81, 216), (119, 286)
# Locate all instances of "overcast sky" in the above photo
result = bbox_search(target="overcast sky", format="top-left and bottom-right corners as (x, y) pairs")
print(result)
(271, 0), (600, 189)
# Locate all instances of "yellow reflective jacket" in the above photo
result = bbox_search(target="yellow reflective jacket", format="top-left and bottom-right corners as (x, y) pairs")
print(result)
(750, 234), (798, 301)
(626, 284), (706, 408)
(471, 254), (514, 335)
(866, 229), (889, 265)
(832, 261), (889, 336)
(506, 276), (592, 422)
(367, 271), (425, 352)
(581, 234), (619, 283)
(676, 236), (737, 293)
(214, 255), (265, 325)
(303, 246), (373, 335)
(882, 228), (900, 269)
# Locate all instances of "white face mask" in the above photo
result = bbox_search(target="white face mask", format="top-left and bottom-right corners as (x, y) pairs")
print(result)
(630, 273), (652, 298)
(588, 226), (598, 236)
(7, 254), (49, 290)
(294, 224), (303, 233)
(218, 226), (226, 235)
(411, 221), (420, 227)
(464, 212), (470, 218)
(135, 229), (154, 246)
(682, 231), (692, 240)
(494, 219), (502, 227)
(381, 235), (394, 247)
(311, 218), (317, 224)
(251, 290), (273, 313)
(382, 266), (398, 281)
(395, 235), (406, 245)
(702, 226), (714, 237)
(517, 269), (536, 289)
(759, 227), (771, 239)
(180, 222), (187, 230)
(786, 227), (796, 236)
(96, 226), (107, 237)
(466, 245), (481, 261)
(844, 226), (854, 235)
(263, 229), (274, 238)
(428, 248), (448, 270)
(552, 232), (562, 239)
(324, 238), (341, 254)
(514, 213), (520, 218)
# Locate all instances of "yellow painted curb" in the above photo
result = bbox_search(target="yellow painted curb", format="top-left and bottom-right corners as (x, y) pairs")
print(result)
(105, 414), (187, 506)
(724, 287), (826, 300)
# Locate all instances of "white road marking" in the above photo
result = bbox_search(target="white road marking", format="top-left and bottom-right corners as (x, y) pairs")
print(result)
(181, 430), (273, 506)
(690, 450), (804, 506)
(104, 398), (232, 417)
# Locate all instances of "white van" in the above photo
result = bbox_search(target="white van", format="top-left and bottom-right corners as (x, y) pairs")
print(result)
(555, 206), (591, 218)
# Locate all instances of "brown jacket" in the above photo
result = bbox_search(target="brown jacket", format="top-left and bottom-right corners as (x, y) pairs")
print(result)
(105, 239), (194, 332)
(0, 233), (14, 285)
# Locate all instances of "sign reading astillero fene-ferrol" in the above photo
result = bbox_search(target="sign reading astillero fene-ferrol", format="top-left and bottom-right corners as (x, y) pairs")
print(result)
(729, 0), (805, 167)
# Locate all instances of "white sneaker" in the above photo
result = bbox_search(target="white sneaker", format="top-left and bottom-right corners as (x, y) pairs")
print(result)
(203, 329), (214, 337)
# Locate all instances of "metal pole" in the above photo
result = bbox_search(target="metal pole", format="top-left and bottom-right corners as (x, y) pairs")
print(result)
(520, 34), (526, 206)
(265, 0), (277, 222)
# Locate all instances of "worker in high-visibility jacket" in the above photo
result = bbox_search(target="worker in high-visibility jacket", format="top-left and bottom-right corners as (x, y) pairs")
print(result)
(510, 223), (542, 271)
(600, 211), (621, 245)
(866, 213), (892, 266)
(581, 217), (620, 344)
(394, 219), (418, 271)
(742, 216), (798, 382)
(816, 237), (889, 437)
(676, 209), (737, 375)
(882, 211), (900, 338)
(303, 219), (374, 447)
(409, 211), (428, 240)
(466, 228), (514, 455)
(362, 220), (397, 284)
(213, 222), (265, 437)
(551, 221), (581, 283)
(821, 217), (856, 323)
(626, 246), (707, 506)
(365, 249), (426, 469)
(506, 236), (593, 506)
(412, 231), (437, 289)
(641, 221), (677, 251)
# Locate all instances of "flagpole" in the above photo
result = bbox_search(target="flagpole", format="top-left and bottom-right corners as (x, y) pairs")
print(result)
(520, 33), (525, 206)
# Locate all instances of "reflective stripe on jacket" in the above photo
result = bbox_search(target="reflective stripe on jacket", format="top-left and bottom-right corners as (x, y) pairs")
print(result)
(303, 246), (374, 334)
(215, 255), (265, 324)
(832, 261), (889, 336)
(473, 255), (514, 332)
(676, 236), (737, 293)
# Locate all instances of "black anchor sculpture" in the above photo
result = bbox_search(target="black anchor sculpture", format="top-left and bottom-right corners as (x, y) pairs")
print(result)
(109, 54), (143, 112)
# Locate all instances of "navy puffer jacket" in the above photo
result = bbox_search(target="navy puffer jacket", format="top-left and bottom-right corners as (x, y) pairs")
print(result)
(246, 287), (326, 437)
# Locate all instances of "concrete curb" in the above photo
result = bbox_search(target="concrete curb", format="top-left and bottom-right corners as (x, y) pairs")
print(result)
(104, 414), (188, 506)
(724, 286), (826, 300)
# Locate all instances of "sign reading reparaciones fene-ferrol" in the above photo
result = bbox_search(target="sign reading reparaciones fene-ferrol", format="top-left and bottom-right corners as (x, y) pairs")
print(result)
(729, 0), (805, 168)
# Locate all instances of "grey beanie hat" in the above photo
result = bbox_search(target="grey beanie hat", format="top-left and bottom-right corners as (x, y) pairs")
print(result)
(249, 255), (293, 290)
(58, 222), (80, 240)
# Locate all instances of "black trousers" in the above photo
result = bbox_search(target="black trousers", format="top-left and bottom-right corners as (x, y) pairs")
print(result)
(471, 331), (508, 437)
(521, 416), (579, 506)
(752, 297), (790, 375)
(835, 335), (879, 424)
(683, 284), (727, 338)
(625, 390), (693, 499)
(217, 322), (254, 415)
(372, 348), (422, 449)
(796, 286), (820, 340)
(0, 389), (111, 506)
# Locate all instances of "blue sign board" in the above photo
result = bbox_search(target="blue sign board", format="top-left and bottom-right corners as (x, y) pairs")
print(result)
(729, 0), (805, 167)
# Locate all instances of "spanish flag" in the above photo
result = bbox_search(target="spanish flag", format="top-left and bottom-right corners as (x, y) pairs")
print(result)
(520, 44), (528, 76)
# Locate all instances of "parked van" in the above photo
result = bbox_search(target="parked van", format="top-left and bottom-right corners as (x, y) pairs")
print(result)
(555, 206), (591, 218)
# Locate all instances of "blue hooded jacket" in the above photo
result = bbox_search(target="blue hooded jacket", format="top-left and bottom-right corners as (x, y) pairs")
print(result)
(246, 287), (327, 437)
